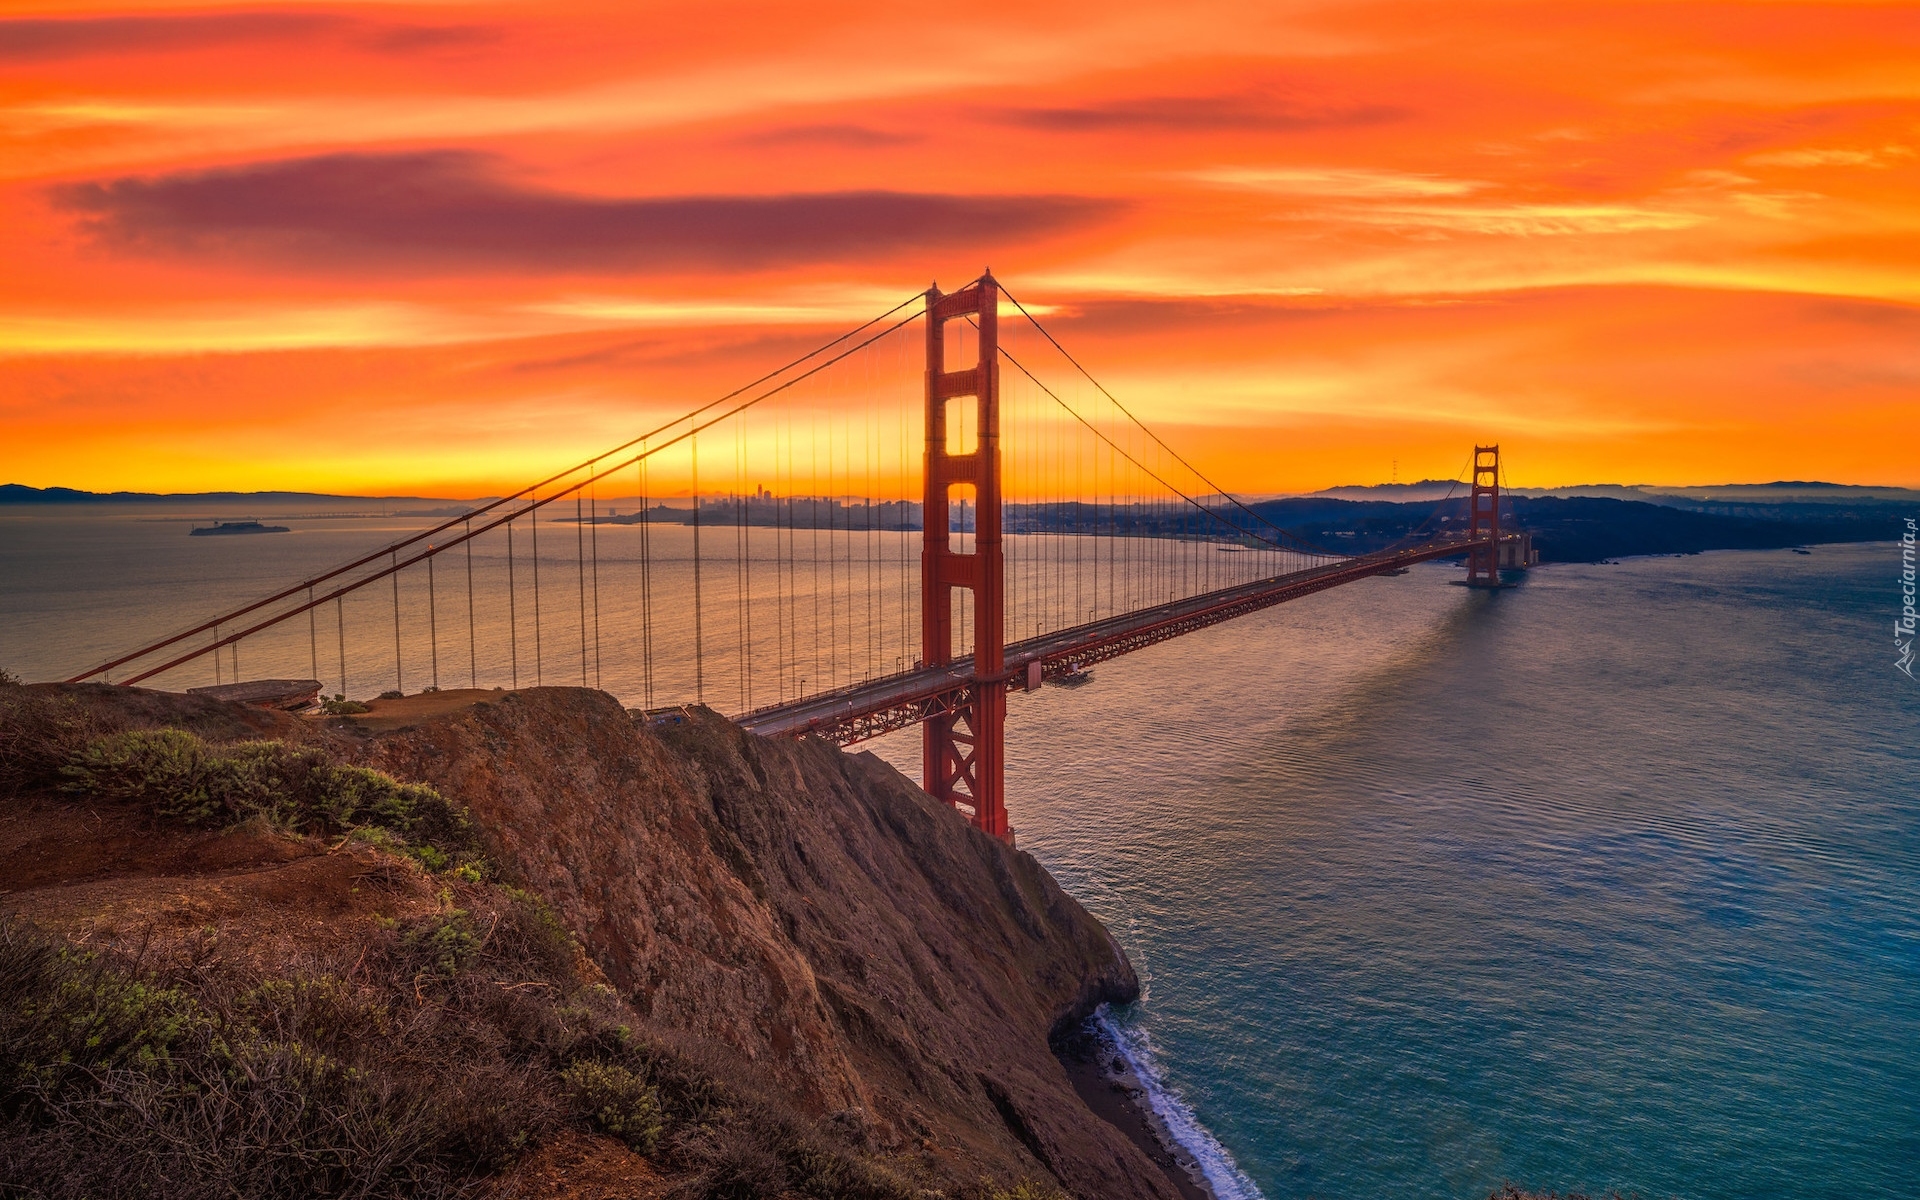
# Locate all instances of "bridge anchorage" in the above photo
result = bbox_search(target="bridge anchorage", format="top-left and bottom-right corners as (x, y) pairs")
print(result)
(69, 270), (1522, 847)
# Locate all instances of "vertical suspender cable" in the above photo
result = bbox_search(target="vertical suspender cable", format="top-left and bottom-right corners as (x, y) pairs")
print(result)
(898, 353), (908, 670)
(736, 420), (747, 712)
(810, 407), (821, 693)
(589, 478), (602, 689)
(730, 425), (739, 710)
(335, 601), (346, 696)
(640, 457), (655, 708)
(465, 519), (476, 689)
(786, 404), (799, 697)
(531, 496), (543, 686)
(742, 416), (753, 710)
(1075, 416), (1083, 624)
(775, 409), (787, 702)
(428, 552), (439, 691)
(308, 587), (317, 680)
(576, 493), (588, 686)
(692, 434), (704, 704)
(390, 550), (403, 694)
(866, 376), (876, 681)
(507, 521), (519, 689)
(826, 405), (838, 688)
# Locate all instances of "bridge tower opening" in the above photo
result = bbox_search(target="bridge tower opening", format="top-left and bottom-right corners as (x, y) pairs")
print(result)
(1466, 444), (1502, 587)
(921, 275), (1010, 841)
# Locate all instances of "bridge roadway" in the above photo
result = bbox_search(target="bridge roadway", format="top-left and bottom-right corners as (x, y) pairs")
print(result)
(736, 535), (1476, 745)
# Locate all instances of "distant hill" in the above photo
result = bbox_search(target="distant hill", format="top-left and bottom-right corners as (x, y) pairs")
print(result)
(1312, 479), (1465, 502)
(0, 483), (477, 506)
(1251, 491), (1911, 562)
(1312, 479), (1919, 506)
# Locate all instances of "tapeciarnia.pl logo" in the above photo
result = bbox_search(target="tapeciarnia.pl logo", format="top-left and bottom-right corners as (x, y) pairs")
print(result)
(1899, 517), (1917, 680)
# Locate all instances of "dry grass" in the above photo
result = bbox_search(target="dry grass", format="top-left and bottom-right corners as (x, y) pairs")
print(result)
(0, 687), (928, 1200)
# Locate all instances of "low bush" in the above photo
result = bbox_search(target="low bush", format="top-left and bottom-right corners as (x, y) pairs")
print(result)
(0, 687), (105, 800)
(0, 901), (917, 1200)
(396, 905), (483, 977)
(0, 917), (478, 1199)
(562, 1059), (663, 1153)
(4, 697), (925, 1199)
(58, 727), (479, 872)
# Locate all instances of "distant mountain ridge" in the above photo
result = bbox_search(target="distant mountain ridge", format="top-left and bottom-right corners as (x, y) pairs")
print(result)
(0, 483), (480, 506)
(14, 479), (1915, 506)
(1311, 479), (1919, 504)
(1251, 491), (1912, 563)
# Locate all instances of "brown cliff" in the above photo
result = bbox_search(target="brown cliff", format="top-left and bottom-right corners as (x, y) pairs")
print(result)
(1, 682), (1184, 1200)
(357, 687), (1173, 1198)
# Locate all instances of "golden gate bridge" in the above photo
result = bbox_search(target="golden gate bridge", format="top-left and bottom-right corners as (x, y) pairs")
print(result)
(67, 273), (1514, 842)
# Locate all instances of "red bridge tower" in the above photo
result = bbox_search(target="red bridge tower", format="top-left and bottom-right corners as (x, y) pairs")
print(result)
(921, 276), (1010, 841)
(1466, 444), (1502, 587)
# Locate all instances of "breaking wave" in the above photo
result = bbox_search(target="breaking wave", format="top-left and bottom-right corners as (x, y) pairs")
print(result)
(1097, 1006), (1266, 1200)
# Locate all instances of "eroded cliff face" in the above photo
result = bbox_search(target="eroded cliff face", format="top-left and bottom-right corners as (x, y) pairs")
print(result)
(354, 688), (1177, 1200)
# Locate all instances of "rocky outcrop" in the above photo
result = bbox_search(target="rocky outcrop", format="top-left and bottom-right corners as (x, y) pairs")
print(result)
(352, 688), (1177, 1199)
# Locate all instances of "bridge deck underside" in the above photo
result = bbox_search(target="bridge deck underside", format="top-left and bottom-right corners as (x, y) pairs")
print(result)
(736, 539), (1471, 744)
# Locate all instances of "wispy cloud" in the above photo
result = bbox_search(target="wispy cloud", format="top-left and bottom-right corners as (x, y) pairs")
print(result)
(55, 151), (1122, 274)
(1189, 167), (1708, 237)
(0, 303), (517, 355)
(1747, 145), (1913, 169)
(1338, 202), (1707, 237)
(991, 93), (1405, 133)
(735, 124), (919, 147)
(525, 292), (926, 327)
(1189, 167), (1485, 198)
(0, 12), (497, 61)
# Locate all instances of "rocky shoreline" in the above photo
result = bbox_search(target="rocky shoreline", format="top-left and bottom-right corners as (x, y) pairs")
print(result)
(1056, 1018), (1216, 1200)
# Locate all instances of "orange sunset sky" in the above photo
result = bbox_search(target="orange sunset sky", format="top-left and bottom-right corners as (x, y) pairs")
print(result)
(2, 0), (1917, 496)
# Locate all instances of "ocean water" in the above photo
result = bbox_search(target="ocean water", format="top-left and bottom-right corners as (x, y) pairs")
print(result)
(4, 509), (1916, 1199)
(877, 542), (1920, 1200)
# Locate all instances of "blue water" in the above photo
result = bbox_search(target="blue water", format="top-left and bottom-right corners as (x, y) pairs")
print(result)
(875, 544), (1920, 1199)
(5, 510), (1916, 1198)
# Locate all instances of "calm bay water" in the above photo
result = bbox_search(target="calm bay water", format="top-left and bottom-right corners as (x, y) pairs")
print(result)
(4, 508), (1915, 1198)
(877, 540), (1918, 1200)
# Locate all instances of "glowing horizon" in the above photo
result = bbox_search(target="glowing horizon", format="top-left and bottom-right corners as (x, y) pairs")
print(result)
(4, 0), (1916, 495)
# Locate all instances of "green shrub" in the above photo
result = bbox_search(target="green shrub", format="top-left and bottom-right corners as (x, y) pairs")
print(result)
(561, 1060), (662, 1153)
(0, 689), (105, 798)
(399, 908), (481, 978)
(489, 887), (578, 980)
(61, 728), (215, 821)
(0, 899), (915, 1200)
(0, 929), (209, 1094)
(59, 729), (479, 872)
(234, 976), (380, 1049)
(0, 916), (538, 1199)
